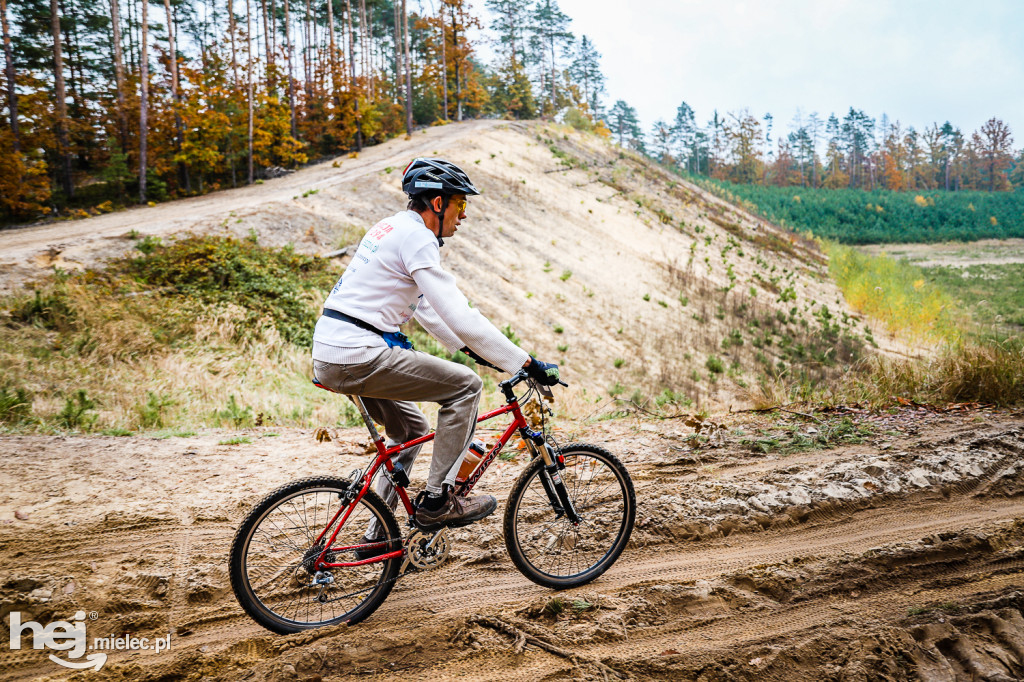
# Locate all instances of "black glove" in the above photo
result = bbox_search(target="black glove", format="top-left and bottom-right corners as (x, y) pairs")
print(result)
(525, 356), (560, 386)
(459, 346), (501, 371)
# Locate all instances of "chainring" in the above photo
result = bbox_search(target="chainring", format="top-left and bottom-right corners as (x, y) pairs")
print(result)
(405, 528), (450, 570)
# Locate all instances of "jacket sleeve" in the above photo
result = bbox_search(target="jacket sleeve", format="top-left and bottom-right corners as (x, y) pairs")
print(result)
(411, 265), (530, 374)
(413, 296), (465, 353)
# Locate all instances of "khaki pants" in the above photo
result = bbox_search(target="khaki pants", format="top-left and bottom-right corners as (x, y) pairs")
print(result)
(313, 347), (482, 537)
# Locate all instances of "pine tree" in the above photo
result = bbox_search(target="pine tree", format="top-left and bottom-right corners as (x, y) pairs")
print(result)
(530, 0), (571, 116)
(671, 101), (696, 172)
(567, 34), (601, 115)
(608, 99), (640, 149)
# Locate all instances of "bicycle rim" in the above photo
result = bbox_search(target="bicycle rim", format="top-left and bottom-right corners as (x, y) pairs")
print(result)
(238, 485), (398, 630)
(509, 446), (633, 584)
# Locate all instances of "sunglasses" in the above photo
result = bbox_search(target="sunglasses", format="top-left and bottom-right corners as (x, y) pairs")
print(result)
(435, 197), (468, 213)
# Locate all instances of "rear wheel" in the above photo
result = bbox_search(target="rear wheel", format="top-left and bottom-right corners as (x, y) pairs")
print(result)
(503, 443), (634, 589)
(229, 477), (402, 633)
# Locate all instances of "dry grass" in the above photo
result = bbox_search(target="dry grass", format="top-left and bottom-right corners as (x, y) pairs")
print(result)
(0, 238), (355, 434)
(855, 340), (1024, 406)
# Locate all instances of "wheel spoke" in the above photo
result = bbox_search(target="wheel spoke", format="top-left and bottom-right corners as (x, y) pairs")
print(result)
(234, 483), (402, 631)
(508, 448), (633, 585)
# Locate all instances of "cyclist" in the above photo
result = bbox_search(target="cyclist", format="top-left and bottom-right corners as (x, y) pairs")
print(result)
(312, 158), (561, 552)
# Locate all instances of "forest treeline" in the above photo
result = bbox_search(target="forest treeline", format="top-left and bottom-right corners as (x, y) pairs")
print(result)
(0, 0), (609, 223)
(604, 102), (1023, 195)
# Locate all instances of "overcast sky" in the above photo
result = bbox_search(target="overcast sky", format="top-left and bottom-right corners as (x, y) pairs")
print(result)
(528, 0), (1024, 140)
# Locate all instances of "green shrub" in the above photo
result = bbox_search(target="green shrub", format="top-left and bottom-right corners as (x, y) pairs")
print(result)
(9, 289), (77, 331)
(501, 324), (521, 345)
(705, 355), (725, 374)
(138, 392), (173, 428)
(0, 385), (32, 424)
(655, 388), (692, 409)
(215, 394), (254, 427)
(56, 390), (97, 430)
(117, 235), (336, 345)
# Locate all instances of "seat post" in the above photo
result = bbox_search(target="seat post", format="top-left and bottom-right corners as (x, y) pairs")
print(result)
(349, 395), (384, 444)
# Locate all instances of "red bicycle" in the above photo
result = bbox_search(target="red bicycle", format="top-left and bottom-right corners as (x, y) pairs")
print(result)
(229, 369), (635, 634)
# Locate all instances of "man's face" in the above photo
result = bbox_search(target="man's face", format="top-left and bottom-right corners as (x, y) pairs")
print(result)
(431, 194), (468, 238)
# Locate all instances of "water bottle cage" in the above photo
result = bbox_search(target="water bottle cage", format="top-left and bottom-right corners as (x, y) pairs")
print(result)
(388, 462), (411, 488)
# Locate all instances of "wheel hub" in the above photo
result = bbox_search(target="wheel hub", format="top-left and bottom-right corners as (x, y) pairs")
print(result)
(299, 544), (335, 576)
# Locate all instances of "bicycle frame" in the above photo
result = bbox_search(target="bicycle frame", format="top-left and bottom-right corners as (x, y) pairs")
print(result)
(311, 382), (548, 571)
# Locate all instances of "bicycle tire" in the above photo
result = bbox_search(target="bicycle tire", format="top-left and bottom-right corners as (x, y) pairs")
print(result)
(503, 443), (635, 589)
(229, 477), (402, 633)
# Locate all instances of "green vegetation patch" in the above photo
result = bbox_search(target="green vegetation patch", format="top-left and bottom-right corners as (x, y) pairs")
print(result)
(696, 179), (1024, 245)
(741, 417), (874, 454)
(0, 235), (346, 434)
(115, 234), (336, 345)
(828, 243), (959, 341)
(920, 263), (1024, 331)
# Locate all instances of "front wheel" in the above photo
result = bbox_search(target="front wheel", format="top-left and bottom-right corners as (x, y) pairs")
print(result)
(503, 443), (635, 589)
(229, 477), (402, 634)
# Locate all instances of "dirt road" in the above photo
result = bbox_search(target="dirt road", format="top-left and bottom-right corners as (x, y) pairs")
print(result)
(2, 406), (1022, 680)
(0, 120), (498, 294)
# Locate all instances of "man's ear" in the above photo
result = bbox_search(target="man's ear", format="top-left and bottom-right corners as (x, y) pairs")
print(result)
(432, 196), (443, 212)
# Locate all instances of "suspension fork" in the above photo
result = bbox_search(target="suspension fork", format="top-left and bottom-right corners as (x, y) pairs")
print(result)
(523, 429), (582, 525)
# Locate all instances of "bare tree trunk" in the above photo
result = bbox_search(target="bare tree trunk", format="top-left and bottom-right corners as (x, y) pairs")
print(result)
(302, 0), (311, 92)
(326, 0), (338, 105)
(228, 0), (238, 85)
(549, 31), (555, 114)
(438, 3), (446, 119)
(50, 0), (73, 198)
(246, 0), (254, 184)
(163, 0), (188, 192)
(108, 0), (129, 153)
(358, 0), (369, 97)
(125, 0), (135, 75)
(344, 0), (353, 86)
(402, 0), (411, 134)
(268, 0), (276, 67)
(138, 0), (148, 202)
(392, 1), (399, 102)
(260, 0), (271, 78)
(451, 7), (461, 121)
(1, 0), (19, 151)
(345, 0), (360, 150)
(283, 0), (296, 138)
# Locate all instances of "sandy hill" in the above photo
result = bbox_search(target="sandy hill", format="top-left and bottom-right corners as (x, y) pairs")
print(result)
(0, 119), (872, 410)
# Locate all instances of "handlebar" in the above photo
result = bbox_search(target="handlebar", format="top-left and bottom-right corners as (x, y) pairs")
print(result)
(499, 370), (568, 401)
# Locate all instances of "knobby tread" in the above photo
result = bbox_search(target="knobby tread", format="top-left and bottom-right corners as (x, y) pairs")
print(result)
(229, 477), (401, 634)
(503, 442), (636, 589)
